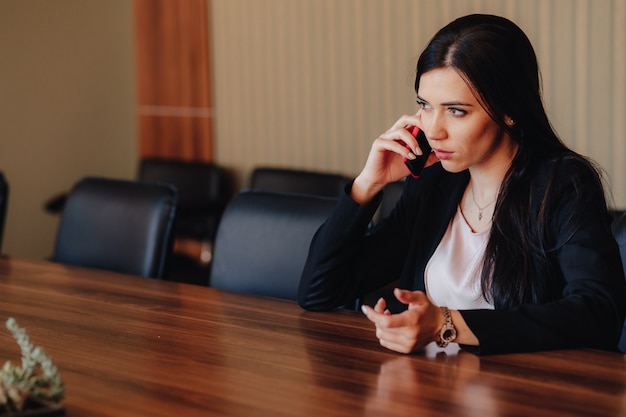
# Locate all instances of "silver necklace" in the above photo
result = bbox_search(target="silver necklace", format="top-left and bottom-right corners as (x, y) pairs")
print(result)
(470, 184), (496, 221)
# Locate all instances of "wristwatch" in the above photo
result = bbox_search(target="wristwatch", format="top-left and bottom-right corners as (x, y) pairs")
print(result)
(437, 307), (457, 348)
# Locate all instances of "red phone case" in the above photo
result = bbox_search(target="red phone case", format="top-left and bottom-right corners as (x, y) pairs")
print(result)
(403, 126), (431, 178)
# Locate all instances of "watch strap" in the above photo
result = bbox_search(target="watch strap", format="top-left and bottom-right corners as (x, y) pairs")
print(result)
(437, 306), (457, 348)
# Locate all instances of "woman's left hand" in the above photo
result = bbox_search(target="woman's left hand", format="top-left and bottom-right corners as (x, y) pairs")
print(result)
(361, 288), (443, 353)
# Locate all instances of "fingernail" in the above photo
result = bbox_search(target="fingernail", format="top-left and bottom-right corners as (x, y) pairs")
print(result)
(407, 152), (417, 160)
(361, 305), (369, 314)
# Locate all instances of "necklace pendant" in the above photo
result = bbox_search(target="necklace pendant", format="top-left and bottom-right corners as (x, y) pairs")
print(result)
(478, 210), (483, 221)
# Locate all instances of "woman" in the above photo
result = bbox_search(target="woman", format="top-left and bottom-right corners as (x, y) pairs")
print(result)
(297, 14), (626, 355)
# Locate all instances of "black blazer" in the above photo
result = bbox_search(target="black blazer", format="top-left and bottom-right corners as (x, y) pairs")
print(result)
(298, 159), (626, 354)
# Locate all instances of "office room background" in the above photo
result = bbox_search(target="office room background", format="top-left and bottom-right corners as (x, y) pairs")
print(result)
(1, 0), (624, 260)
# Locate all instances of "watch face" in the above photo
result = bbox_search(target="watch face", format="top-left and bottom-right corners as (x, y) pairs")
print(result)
(438, 307), (457, 347)
(441, 323), (457, 343)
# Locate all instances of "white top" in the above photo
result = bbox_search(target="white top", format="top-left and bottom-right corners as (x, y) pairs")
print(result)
(424, 205), (494, 310)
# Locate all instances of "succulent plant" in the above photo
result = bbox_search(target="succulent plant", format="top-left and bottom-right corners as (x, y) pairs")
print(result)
(0, 318), (64, 413)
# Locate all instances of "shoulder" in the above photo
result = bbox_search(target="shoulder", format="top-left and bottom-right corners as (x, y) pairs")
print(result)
(532, 153), (610, 240)
(533, 153), (605, 201)
(535, 153), (601, 181)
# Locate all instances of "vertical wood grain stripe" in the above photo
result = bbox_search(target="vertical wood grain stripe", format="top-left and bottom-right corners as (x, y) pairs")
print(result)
(135, 0), (213, 162)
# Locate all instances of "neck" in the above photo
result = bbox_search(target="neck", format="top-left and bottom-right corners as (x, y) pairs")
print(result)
(461, 137), (518, 227)
(468, 137), (518, 200)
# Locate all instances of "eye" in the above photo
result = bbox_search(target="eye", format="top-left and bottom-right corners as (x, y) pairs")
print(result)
(449, 107), (467, 117)
(416, 99), (432, 110)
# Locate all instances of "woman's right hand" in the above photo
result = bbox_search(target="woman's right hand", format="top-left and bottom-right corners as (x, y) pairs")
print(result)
(351, 114), (427, 204)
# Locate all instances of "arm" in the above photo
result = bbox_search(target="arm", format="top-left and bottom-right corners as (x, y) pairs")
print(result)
(297, 183), (411, 310)
(298, 157), (454, 311)
(298, 114), (433, 311)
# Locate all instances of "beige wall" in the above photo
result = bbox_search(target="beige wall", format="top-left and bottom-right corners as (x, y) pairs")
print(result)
(0, 0), (137, 259)
(1, 0), (625, 260)
(211, 0), (626, 206)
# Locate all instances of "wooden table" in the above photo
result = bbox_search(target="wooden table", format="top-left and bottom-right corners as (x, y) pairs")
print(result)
(0, 256), (625, 417)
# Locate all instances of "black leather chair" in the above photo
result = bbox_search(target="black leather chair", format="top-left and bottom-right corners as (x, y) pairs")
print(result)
(209, 190), (337, 300)
(138, 159), (233, 283)
(52, 177), (177, 279)
(250, 167), (350, 198)
(138, 159), (232, 242)
(611, 210), (626, 353)
(47, 159), (232, 241)
(0, 172), (7, 253)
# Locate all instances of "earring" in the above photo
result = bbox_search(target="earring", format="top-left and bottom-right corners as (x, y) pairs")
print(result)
(505, 117), (515, 126)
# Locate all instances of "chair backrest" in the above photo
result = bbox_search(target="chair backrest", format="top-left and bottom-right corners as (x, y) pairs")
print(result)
(138, 159), (232, 239)
(53, 177), (177, 278)
(209, 191), (337, 300)
(139, 159), (231, 211)
(250, 167), (350, 198)
(0, 172), (7, 253)
(611, 211), (626, 353)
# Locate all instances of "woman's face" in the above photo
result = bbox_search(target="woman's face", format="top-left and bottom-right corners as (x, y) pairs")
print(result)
(416, 67), (516, 174)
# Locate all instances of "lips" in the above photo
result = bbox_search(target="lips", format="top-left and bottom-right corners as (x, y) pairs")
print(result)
(433, 149), (453, 160)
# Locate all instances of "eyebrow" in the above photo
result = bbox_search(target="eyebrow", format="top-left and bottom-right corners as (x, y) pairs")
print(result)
(417, 96), (474, 107)
(442, 101), (473, 107)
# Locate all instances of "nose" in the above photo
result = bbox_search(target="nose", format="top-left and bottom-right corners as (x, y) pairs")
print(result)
(423, 111), (447, 141)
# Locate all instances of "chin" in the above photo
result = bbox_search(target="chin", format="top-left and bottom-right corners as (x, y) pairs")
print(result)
(438, 160), (466, 173)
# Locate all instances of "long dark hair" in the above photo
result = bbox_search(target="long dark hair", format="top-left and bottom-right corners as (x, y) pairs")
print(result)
(415, 14), (604, 309)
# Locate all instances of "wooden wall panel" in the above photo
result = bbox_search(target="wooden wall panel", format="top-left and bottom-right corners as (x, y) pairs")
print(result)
(134, 0), (213, 162)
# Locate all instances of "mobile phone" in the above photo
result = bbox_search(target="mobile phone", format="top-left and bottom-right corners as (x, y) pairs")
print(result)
(403, 126), (432, 178)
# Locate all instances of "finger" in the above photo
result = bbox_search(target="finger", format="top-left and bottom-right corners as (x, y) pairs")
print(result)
(393, 288), (428, 306)
(373, 297), (387, 314)
(387, 117), (424, 154)
(389, 114), (421, 131)
(362, 305), (415, 329)
(378, 339), (411, 353)
(378, 127), (421, 156)
(377, 334), (416, 354)
(361, 304), (394, 327)
(372, 135), (417, 160)
(405, 125), (425, 156)
(375, 323), (417, 342)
